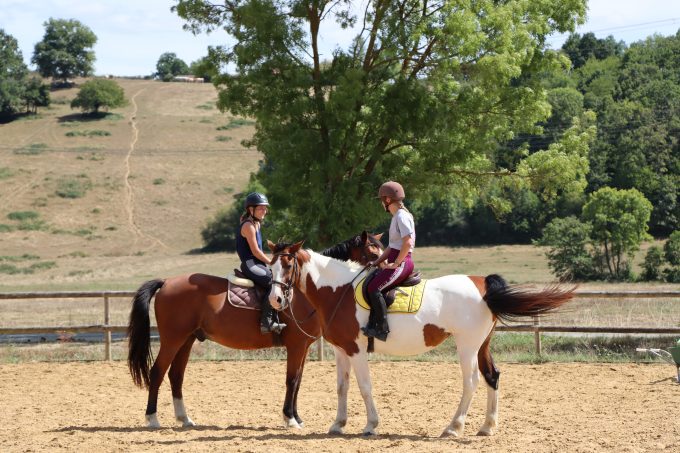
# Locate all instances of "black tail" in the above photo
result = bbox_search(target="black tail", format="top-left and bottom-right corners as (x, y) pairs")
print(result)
(127, 279), (164, 389)
(483, 274), (575, 324)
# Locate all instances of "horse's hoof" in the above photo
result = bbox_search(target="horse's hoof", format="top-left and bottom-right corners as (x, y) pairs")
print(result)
(328, 423), (344, 435)
(440, 428), (461, 438)
(362, 430), (377, 437)
(283, 417), (302, 429)
(145, 414), (161, 429)
(181, 418), (196, 428)
(476, 427), (495, 436)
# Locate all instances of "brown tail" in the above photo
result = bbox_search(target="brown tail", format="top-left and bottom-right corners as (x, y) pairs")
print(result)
(482, 274), (574, 324)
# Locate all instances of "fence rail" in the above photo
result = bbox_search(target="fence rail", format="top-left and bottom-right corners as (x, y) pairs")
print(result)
(1, 290), (679, 359)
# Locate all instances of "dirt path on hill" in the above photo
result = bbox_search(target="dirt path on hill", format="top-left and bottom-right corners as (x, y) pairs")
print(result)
(124, 89), (168, 251)
(1, 361), (678, 452)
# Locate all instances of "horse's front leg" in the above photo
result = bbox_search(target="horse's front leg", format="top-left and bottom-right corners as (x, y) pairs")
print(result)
(328, 346), (351, 434)
(348, 350), (380, 436)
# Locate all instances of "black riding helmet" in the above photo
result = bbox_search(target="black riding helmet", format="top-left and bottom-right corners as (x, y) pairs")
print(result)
(244, 192), (270, 209)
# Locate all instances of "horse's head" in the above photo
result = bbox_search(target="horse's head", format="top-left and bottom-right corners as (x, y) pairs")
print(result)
(348, 231), (384, 265)
(268, 239), (306, 311)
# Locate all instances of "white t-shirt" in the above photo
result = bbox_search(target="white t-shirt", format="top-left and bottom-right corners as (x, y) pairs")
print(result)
(389, 208), (416, 250)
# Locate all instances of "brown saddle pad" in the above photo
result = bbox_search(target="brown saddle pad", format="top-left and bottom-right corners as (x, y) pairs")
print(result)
(227, 280), (265, 310)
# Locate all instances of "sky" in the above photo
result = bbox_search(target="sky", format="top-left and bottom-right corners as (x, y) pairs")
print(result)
(1, 0), (680, 77)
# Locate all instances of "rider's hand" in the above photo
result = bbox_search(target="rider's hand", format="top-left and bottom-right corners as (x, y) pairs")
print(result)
(383, 262), (399, 270)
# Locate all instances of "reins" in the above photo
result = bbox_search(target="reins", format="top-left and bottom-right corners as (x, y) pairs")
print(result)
(274, 250), (372, 338)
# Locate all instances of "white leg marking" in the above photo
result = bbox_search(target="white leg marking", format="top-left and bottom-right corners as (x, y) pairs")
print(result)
(173, 398), (195, 427)
(477, 383), (498, 436)
(329, 347), (351, 434)
(146, 412), (161, 429)
(283, 414), (302, 429)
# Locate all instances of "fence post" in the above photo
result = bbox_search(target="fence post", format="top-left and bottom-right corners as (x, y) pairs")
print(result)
(317, 338), (324, 361)
(104, 294), (111, 361)
(533, 316), (542, 356)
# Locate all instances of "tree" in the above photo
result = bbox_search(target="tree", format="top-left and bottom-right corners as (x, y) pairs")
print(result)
(175, 0), (589, 246)
(641, 245), (664, 281)
(561, 32), (625, 69)
(155, 52), (189, 81)
(32, 18), (97, 84)
(0, 29), (29, 118)
(189, 56), (217, 82)
(535, 216), (595, 281)
(22, 76), (50, 114)
(70, 79), (126, 114)
(581, 187), (652, 280)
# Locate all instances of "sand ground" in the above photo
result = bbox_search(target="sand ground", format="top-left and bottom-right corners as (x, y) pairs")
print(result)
(1, 361), (678, 452)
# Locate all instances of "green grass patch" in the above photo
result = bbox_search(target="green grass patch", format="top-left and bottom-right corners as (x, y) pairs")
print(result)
(7, 211), (39, 221)
(0, 224), (14, 232)
(0, 167), (15, 180)
(65, 130), (111, 137)
(14, 143), (48, 155)
(32, 198), (48, 207)
(215, 135), (232, 142)
(152, 178), (165, 185)
(199, 118), (213, 123)
(0, 255), (54, 275)
(216, 118), (255, 130)
(196, 102), (215, 110)
(55, 176), (92, 198)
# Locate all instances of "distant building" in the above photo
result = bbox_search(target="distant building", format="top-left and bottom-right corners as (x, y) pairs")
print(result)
(172, 75), (205, 83)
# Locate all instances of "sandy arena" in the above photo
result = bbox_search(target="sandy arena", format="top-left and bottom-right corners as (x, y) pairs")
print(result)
(1, 361), (678, 452)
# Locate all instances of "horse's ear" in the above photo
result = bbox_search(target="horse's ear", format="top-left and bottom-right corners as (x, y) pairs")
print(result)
(361, 230), (368, 243)
(374, 233), (384, 241)
(290, 240), (305, 253)
(266, 240), (277, 252)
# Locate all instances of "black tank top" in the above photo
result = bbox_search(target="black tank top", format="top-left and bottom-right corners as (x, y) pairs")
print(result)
(236, 220), (263, 264)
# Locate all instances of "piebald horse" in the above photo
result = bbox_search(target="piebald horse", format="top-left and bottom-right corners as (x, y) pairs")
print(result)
(127, 231), (383, 429)
(268, 241), (574, 437)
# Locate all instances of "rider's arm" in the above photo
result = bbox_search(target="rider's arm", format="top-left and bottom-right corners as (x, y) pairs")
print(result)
(241, 222), (271, 265)
(372, 247), (392, 265)
(393, 235), (413, 266)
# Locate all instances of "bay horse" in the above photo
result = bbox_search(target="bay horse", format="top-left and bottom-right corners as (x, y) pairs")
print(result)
(127, 231), (383, 429)
(268, 241), (575, 437)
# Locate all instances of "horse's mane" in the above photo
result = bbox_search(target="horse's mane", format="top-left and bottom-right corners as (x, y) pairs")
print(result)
(272, 241), (365, 271)
(320, 235), (362, 261)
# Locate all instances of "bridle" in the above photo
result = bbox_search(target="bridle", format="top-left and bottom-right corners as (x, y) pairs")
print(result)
(271, 252), (298, 309)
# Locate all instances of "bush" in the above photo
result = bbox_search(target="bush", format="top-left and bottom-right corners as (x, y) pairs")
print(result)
(664, 231), (680, 266)
(535, 216), (596, 281)
(70, 79), (127, 114)
(641, 246), (664, 281)
(56, 176), (92, 198)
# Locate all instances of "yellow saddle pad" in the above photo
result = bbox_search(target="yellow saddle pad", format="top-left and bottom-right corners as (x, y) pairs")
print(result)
(354, 277), (427, 314)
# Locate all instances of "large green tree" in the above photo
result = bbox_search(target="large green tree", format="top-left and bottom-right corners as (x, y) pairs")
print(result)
(0, 29), (29, 118)
(70, 78), (127, 114)
(32, 18), (97, 84)
(176, 0), (589, 246)
(155, 52), (190, 81)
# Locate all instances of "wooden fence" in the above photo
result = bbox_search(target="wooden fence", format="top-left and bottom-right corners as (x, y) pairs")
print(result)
(1, 290), (679, 360)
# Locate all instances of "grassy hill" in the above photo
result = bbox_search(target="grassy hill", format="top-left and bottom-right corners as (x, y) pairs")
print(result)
(0, 78), (259, 290)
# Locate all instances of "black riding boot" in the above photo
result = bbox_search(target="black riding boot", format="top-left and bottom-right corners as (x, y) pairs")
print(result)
(260, 298), (286, 334)
(361, 291), (389, 342)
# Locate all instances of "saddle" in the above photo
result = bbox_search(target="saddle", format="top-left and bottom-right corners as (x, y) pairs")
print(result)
(358, 268), (424, 312)
(226, 269), (266, 310)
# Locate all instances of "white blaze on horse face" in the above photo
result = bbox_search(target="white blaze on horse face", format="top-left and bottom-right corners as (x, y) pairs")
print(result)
(269, 259), (284, 310)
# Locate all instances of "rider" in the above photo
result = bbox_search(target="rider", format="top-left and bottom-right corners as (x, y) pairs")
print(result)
(362, 181), (416, 342)
(236, 192), (286, 334)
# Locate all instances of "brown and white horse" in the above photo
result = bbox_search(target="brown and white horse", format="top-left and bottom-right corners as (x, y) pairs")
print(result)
(127, 231), (383, 429)
(268, 241), (574, 437)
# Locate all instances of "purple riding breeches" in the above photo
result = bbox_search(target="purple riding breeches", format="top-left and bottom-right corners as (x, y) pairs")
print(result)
(367, 249), (414, 293)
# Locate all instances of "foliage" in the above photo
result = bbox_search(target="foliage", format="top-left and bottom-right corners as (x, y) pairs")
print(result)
(535, 216), (595, 281)
(663, 230), (680, 266)
(201, 180), (267, 252)
(0, 29), (29, 118)
(641, 245), (663, 281)
(561, 32), (625, 69)
(32, 18), (97, 83)
(70, 79), (127, 114)
(55, 176), (92, 199)
(581, 187), (652, 280)
(189, 55), (217, 82)
(155, 52), (190, 81)
(176, 0), (588, 247)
